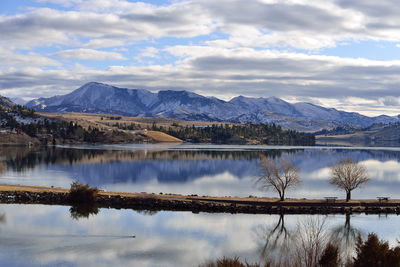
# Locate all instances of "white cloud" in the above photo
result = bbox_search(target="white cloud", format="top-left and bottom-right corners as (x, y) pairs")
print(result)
(2, 0), (400, 116)
(0, 48), (60, 67)
(2, 47), (400, 115)
(83, 39), (126, 49)
(52, 48), (127, 60)
(0, 2), (215, 49)
(3, 0), (400, 51)
(135, 47), (160, 61)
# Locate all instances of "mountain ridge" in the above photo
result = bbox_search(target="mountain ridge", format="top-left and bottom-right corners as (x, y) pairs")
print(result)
(26, 82), (399, 131)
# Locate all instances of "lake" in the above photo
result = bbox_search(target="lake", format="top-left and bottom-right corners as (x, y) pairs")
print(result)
(2, 144), (400, 199)
(1, 144), (400, 266)
(0, 204), (400, 266)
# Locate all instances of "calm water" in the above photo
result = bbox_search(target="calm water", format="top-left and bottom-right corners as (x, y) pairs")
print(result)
(1, 144), (400, 199)
(2, 144), (400, 266)
(0, 204), (399, 266)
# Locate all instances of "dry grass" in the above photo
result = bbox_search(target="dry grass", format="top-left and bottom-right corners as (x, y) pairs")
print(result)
(39, 112), (231, 131)
(142, 130), (182, 142)
(38, 112), (183, 143)
(0, 132), (40, 146)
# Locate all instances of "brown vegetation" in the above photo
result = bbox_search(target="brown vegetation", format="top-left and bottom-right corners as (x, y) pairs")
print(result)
(258, 155), (301, 201)
(330, 158), (369, 201)
(69, 181), (99, 204)
(0, 132), (40, 146)
(141, 130), (182, 142)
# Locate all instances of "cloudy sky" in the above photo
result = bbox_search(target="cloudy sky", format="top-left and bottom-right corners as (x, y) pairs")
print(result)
(1, 0), (400, 116)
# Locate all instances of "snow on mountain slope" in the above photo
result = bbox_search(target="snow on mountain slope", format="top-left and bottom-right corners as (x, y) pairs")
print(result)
(26, 82), (399, 131)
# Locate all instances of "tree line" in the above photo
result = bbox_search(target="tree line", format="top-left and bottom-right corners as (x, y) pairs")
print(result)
(0, 105), (103, 143)
(139, 122), (314, 145)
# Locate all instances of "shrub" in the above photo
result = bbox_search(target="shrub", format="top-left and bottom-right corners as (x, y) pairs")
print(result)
(319, 242), (340, 267)
(353, 233), (400, 267)
(69, 181), (99, 204)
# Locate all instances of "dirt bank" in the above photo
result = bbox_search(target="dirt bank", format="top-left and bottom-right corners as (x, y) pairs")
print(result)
(1, 184), (400, 215)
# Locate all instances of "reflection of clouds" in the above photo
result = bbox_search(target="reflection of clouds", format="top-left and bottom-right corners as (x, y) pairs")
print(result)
(0, 205), (265, 266)
(1, 205), (400, 266)
(107, 174), (260, 197)
(3, 146), (400, 198)
(305, 167), (330, 180)
(1, 168), (74, 188)
(363, 159), (400, 181)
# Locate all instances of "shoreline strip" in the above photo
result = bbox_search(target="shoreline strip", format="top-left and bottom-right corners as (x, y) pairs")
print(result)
(1, 184), (400, 215)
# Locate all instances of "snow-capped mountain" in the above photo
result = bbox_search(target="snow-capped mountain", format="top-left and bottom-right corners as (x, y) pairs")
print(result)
(0, 95), (15, 108)
(9, 97), (27, 106)
(26, 82), (399, 131)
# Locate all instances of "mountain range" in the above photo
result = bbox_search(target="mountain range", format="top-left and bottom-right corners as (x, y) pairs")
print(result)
(25, 82), (399, 131)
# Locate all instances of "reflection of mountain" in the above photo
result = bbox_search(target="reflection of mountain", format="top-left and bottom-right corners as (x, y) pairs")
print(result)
(1, 147), (291, 172)
(3, 146), (400, 194)
(50, 159), (260, 186)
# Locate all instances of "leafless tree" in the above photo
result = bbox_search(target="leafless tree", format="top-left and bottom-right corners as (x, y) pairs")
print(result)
(258, 155), (300, 201)
(259, 216), (337, 267)
(292, 216), (330, 267)
(330, 158), (369, 201)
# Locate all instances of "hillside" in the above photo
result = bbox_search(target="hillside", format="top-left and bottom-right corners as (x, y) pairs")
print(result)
(39, 112), (313, 145)
(316, 123), (400, 147)
(0, 101), (181, 145)
(0, 95), (14, 109)
(26, 82), (399, 131)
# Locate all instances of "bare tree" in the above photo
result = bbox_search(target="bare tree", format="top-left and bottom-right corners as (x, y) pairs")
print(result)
(293, 216), (329, 267)
(258, 155), (300, 201)
(330, 158), (369, 202)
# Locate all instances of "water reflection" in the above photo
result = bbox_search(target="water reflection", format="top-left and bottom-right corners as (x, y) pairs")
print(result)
(0, 213), (5, 232)
(2, 145), (400, 198)
(330, 214), (363, 261)
(256, 214), (292, 262)
(0, 204), (400, 267)
(70, 204), (99, 220)
(135, 209), (159, 216)
(257, 214), (367, 265)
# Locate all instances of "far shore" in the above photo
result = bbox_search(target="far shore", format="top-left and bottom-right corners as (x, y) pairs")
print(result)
(1, 184), (400, 215)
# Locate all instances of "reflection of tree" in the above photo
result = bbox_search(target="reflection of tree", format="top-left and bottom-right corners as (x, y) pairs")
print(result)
(257, 215), (333, 266)
(256, 214), (292, 262)
(0, 146), (304, 173)
(257, 215), (363, 266)
(135, 209), (158, 216)
(330, 213), (363, 261)
(0, 162), (6, 175)
(0, 213), (5, 232)
(69, 204), (99, 220)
